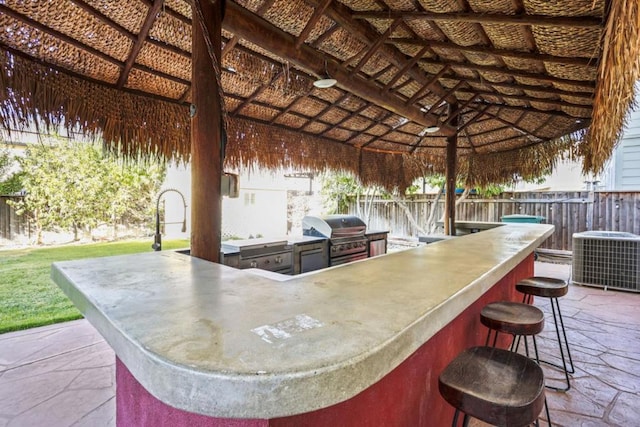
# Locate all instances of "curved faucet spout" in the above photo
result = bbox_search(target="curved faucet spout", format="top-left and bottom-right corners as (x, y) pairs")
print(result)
(153, 188), (188, 251)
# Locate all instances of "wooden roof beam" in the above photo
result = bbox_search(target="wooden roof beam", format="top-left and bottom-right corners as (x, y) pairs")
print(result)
(406, 64), (450, 105)
(321, 103), (370, 136)
(351, 11), (603, 28)
(458, 76), (594, 98)
(458, 88), (593, 109)
(480, 120), (591, 155)
(387, 38), (596, 67)
(477, 102), (591, 121)
(295, 0), (333, 49)
(444, 94), (479, 126)
(343, 108), (390, 137)
(224, 2), (455, 134)
(117, 0), (163, 88)
(384, 46), (429, 90)
(223, 0), (276, 58)
(353, 18), (402, 74)
(74, 0), (190, 59)
(457, 104), (493, 133)
(304, 0), (457, 104)
(480, 108), (546, 140)
(424, 81), (464, 115)
(420, 58), (595, 89)
(231, 71), (284, 116)
(1, 43), (186, 107)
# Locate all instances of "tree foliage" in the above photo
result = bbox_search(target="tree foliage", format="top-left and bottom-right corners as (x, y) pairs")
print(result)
(320, 173), (362, 214)
(0, 147), (23, 195)
(9, 139), (165, 243)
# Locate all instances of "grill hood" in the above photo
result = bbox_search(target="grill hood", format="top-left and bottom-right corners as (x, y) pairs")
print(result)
(302, 215), (366, 238)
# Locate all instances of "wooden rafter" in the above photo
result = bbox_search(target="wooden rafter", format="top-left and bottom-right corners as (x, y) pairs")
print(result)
(224, 2), (453, 132)
(301, 93), (351, 128)
(231, 71), (284, 115)
(73, 0), (190, 59)
(223, 0), (276, 58)
(321, 103), (370, 136)
(459, 76), (594, 98)
(117, 0), (163, 88)
(476, 102), (590, 120)
(311, 22), (340, 48)
(1, 42), (185, 107)
(351, 11), (603, 28)
(304, 0), (456, 103)
(387, 38), (596, 67)
(479, 121), (590, 155)
(0, 5), (119, 67)
(406, 65), (450, 105)
(424, 81), (465, 115)
(342, 109), (390, 140)
(513, 110), (529, 127)
(457, 104), (492, 133)
(295, 0), (333, 49)
(480, 108), (545, 140)
(467, 124), (511, 139)
(1, 5), (188, 89)
(530, 115), (556, 135)
(353, 18), (402, 74)
(222, 37), (239, 58)
(444, 94), (479, 126)
(479, 133), (537, 148)
(269, 94), (311, 124)
(421, 58), (595, 89)
(459, 89), (592, 109)
(384, 46), (429, 90)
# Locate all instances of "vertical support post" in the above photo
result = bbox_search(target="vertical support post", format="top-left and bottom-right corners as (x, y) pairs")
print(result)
(444, 103), (459, 236)
(190, 0), (223, 262)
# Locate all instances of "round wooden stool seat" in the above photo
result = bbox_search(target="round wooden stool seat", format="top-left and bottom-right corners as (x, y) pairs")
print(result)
(439, 346), (546, 427)
(516, 276), (568, 298)
(481, 301), (545, 336)
(517, 276), (575, 392)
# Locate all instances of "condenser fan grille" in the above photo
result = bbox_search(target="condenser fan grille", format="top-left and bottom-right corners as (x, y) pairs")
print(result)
(572, 231), (640, 292)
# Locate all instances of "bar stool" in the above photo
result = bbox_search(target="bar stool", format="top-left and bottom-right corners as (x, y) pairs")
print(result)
(439, 346), (546, 427)
(481, 301), (544, 357)
(480, 301), (552, 425)
(516, 276), (574, 392)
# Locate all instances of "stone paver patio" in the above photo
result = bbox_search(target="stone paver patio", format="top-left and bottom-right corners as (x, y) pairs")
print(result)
(1, 261), (639, 426)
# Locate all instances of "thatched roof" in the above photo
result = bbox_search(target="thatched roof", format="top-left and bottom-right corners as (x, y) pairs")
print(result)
(1, 0), (639, 189)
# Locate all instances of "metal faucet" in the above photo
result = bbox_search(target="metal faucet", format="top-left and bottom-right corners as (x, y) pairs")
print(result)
(152, 188), (187, 251)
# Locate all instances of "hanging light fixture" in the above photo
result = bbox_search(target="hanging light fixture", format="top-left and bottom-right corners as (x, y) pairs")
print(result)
(423, 125), (440, 133)
(314, 60), (337, 88)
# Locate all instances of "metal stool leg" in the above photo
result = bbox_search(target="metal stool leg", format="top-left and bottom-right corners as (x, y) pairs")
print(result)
(545, 297), (574, 392)
(522, 293), (575, 392)
(452, 409), (460, 427)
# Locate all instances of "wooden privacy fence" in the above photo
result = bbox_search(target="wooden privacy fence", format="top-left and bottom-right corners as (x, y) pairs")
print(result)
(348, 191), (640, 252)
(0, 195), (30, 240)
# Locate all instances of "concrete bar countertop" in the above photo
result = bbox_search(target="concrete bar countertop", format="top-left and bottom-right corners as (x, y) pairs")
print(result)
(51, 223), (553, 419)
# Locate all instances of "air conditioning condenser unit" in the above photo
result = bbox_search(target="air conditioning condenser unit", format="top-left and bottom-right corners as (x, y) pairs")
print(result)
(572, 231), (640, 292)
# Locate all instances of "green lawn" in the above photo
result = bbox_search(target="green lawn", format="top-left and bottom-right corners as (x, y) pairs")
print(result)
(0, 239), (189, 334)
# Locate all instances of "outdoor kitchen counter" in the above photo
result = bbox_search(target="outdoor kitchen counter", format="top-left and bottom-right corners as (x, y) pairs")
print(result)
(51, 223), (553, 423)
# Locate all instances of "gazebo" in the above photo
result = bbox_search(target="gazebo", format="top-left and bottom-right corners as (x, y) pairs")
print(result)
(1, 1), (639, 258)
(9, 1), (640, 425)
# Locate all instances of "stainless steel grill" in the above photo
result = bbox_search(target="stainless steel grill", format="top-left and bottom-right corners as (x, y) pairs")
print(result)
(302, 215), (368, 266)
(221, 238), (293, 274)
